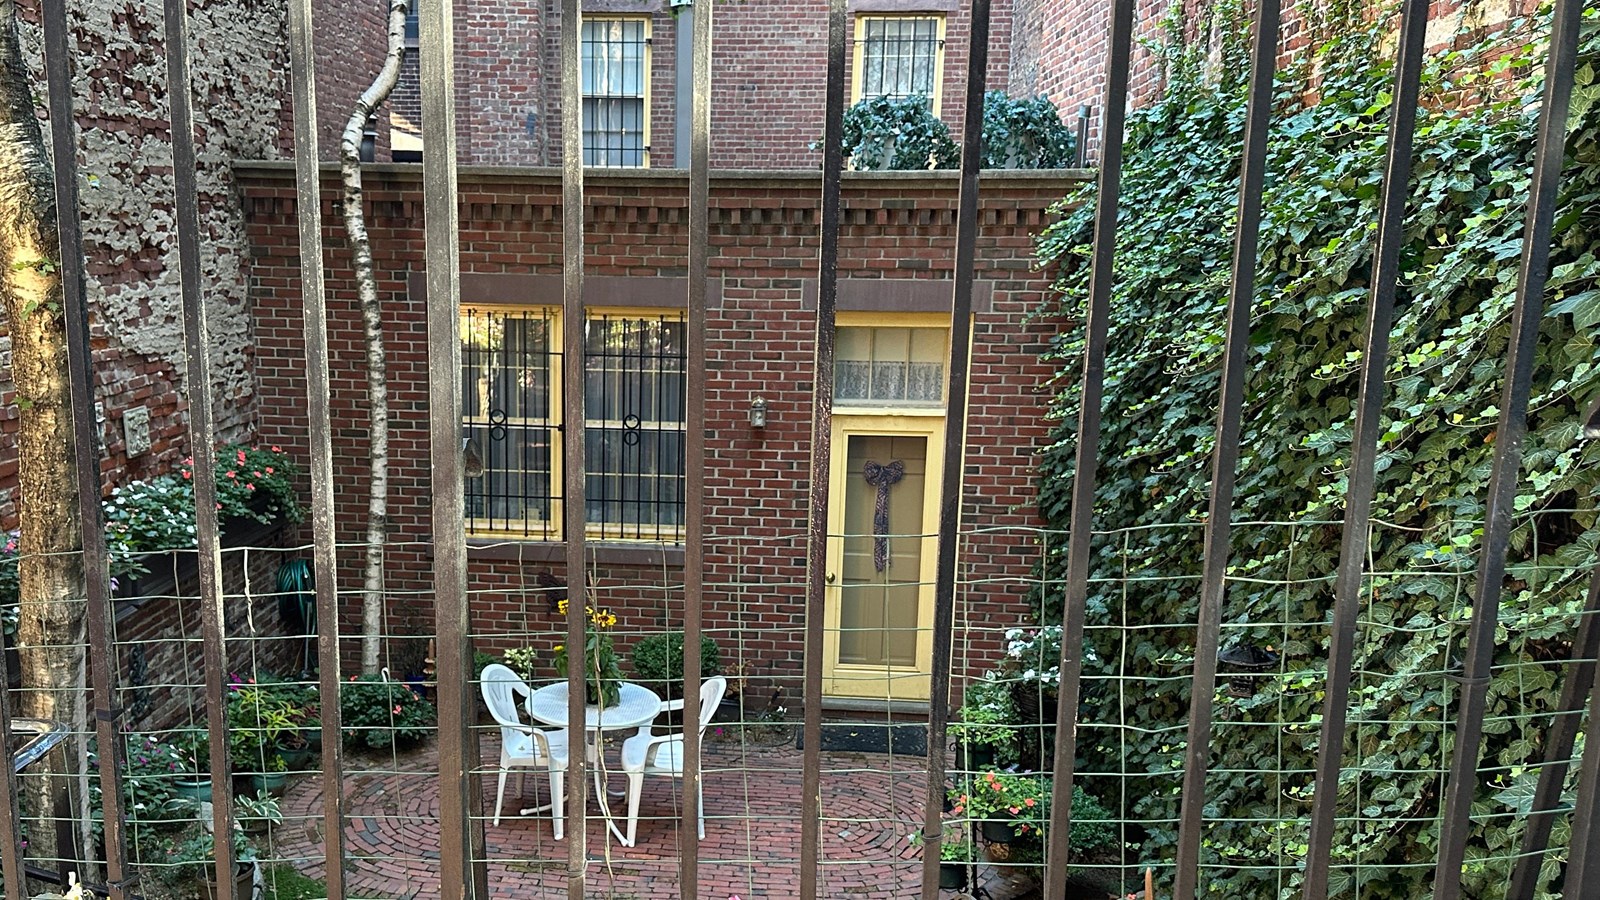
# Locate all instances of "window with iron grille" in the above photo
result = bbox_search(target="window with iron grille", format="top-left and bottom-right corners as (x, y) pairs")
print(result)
(855, 15), (944, 108)
(461, 307), (685, 541)
(581, 17), (650, 168)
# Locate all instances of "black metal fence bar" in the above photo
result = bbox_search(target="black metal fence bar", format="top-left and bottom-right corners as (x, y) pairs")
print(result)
(42, 1), (128, 896)
(1171, 0), (1280, 895)
(417, 0), (476, 893)
(1043, 1), (1134, 895)
(163, 0), (236, 891)
(1508, 564), (1600, 898)
(800, 2), (847, 896)
(679, 0), (712, 890)
(1432, 0), (1585, 895)
(559, 0), (591, 894)
(1560, 402), (1600, 898)
(282, 0), (348, 895)
(0, 629), (16, 898)
(918, 0), (989, 893)
(1300, 1), (1429, 895)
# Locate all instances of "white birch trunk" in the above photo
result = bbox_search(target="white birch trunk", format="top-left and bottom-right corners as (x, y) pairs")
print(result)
(343, 0), (410, 675)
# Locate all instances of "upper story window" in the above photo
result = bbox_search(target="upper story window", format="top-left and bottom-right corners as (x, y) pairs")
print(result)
(853, 15), (945, 110)
(461, 307), (685, 541)
(582, 17), (651, 168)
(835, 325), (947, 408)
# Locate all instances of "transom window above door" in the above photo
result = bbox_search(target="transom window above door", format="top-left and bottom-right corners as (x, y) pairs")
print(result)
(461, 307), (685, 541)
(853, 15), (945, 109)
(835, 325), (948, 408)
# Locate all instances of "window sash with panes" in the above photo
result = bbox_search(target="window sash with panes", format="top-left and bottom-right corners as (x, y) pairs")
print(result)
(461, 307), (686, 541)
(582, 18), (649, 167)
(857, 16), (943, 107)
(834, 325), (947, 408)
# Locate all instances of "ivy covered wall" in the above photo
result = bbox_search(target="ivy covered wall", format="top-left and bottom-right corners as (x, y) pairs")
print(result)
(1034, 3), (1599, 896)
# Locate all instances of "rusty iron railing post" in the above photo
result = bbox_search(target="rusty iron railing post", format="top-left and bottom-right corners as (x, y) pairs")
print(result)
(40, 1), (130, 897)
(163, 0), (236, 889)
(1507, 565), (1600, 899)
(800, 1), (847, 897)
(1433, 0), (1585, 895)
(1171, 0), (1280, 895)
(282, 0), (350, 896)
(918, 0), (990, 893)
(558, 0), (590, 894)
(1299, 0), (1429, 895)
(417, 0), (478, 894)
(679, 0), (713, 892)
(1042, 1), (1134, 895)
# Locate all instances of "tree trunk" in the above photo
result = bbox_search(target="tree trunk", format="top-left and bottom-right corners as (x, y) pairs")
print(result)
(0, 0), (87, 877)
(344, 0), (409, 675)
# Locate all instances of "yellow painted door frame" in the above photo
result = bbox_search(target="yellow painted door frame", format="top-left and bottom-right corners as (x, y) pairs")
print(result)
(823, 413), (945, 700)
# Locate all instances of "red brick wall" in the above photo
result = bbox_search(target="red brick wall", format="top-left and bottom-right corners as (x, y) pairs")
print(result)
(1009, 0), (1546, 161)
(313, 0), (394, 161)
(238, 165), (1081, 703)
(393, 0), (1019, 168)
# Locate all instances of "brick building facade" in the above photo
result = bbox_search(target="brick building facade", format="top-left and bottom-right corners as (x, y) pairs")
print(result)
(1006, 0), (1547, 158)
(389, 0), (1017, 168)
(239, 164), (1081, 701)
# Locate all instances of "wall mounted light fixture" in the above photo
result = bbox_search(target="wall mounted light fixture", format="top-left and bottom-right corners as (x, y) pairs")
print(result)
(750, 397), (768, 428)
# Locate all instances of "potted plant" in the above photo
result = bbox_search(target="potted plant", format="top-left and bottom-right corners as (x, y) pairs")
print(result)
(912, 824), (976, 890)
(550, 599), (623, 708)
(170, 828), (257, 900)
(236, 790), (283, 836)
(714, 660), (756, 723)
(817, 95), (960, 170)
(951, 678), (1019, 769)
(171, 731), (214, 803)
(950, 770), (1047, 845)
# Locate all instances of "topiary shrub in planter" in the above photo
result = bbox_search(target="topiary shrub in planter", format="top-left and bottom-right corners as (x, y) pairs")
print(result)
(980, 91), (1076, 169)
(816, 95), (960, 171)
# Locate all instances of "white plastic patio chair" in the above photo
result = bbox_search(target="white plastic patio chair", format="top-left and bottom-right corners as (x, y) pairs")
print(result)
(480, 663), (570, 835)
(618, 675), (727, 847)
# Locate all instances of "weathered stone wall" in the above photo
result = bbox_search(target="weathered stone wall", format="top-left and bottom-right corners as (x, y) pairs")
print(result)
(0, 0), (291, 526)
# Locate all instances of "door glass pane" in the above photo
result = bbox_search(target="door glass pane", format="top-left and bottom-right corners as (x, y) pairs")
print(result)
(838, 434), (927, 669)
(834, 325), (946, 407)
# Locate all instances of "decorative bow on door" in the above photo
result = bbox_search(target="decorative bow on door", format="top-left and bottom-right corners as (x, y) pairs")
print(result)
(861, 460), (905, 572)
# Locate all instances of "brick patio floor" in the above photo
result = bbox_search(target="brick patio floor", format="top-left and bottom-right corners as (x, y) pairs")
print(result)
(272, 730), (1042, 899)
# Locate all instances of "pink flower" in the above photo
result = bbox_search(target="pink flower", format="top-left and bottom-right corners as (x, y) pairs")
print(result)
(1024, 798), (1036, 807)
(1008, 805), (1020, 815)
(265, 467), (274, 474)
(181, 470), (191, 479)
(271, 446), (282, 452)
(237, 450), (246, 464)
(246, 484), (256, 491)
(392, 705), (402, 715)
(225, 470), (236, 479)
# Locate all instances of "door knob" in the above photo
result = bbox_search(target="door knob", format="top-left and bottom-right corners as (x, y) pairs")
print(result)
(825, 573), (836, 584)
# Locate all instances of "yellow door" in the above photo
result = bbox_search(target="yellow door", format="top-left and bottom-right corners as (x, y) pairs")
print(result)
(823, 416), (943, 700)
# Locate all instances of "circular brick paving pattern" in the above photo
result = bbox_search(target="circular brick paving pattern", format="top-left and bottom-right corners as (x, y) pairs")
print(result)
(272, 732), (1021, 899)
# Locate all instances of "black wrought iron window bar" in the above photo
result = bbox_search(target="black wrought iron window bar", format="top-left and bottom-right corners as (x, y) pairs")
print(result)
(460, 307), (685, 542)
(581, 17), (649, 167)
(857, 15), (943, 107)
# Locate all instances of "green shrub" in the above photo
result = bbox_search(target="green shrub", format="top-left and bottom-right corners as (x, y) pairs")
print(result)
(980, 92), (1076, 169)
(340, 675), (435, 750)
(820, 95), (960, 170)
(1034, 4), (1600, 897)
(629, 632), (721, 693)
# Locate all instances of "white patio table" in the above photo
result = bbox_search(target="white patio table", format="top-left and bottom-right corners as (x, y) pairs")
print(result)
(523, 681), (661, 840)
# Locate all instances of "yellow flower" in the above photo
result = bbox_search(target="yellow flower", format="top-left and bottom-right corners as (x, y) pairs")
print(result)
(557, 598), (569, 614)
(601, 613), (617, 628)
(553, 645), (564, 652)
